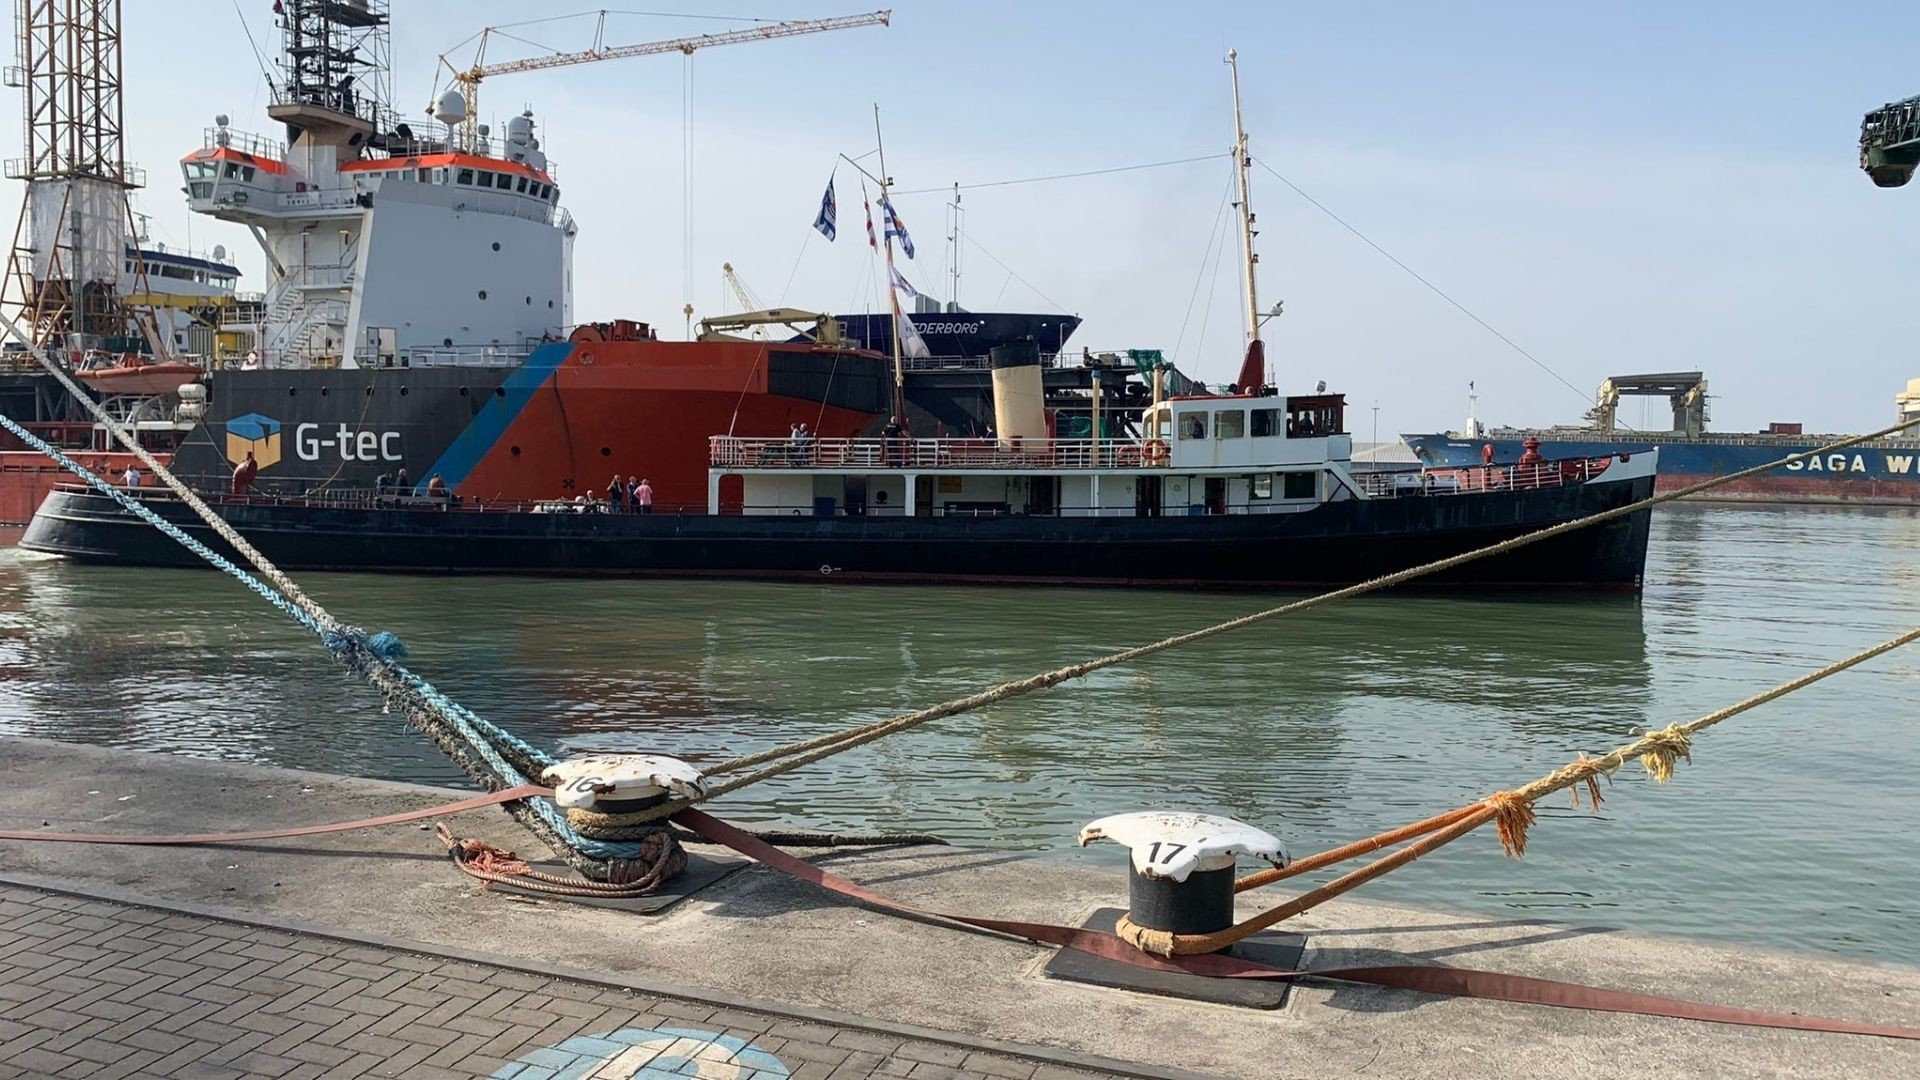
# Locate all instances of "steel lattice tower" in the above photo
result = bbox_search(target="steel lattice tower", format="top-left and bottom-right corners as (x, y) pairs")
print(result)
(2, 0), (143, 347)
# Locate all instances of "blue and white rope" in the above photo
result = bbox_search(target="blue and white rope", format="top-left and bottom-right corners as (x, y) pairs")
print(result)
(1, 412), (638, 860)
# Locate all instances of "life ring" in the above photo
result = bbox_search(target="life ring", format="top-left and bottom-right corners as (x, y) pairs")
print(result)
(1143, 439), (1170, 466)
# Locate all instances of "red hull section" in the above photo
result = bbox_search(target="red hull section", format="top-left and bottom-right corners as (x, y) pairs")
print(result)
(1, 451), (164, 526)
(459, 340), (882, 509)
(1656, 473), (1920, 506)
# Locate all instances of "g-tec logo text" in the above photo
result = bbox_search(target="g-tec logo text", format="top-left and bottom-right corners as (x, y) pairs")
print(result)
(294, 422), (403, 463)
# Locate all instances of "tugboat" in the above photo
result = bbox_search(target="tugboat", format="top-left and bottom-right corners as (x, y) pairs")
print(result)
(20, 51), (1657, 589)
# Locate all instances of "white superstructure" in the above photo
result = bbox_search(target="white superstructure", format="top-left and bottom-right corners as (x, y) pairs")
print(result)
(179, 0), (573, 369)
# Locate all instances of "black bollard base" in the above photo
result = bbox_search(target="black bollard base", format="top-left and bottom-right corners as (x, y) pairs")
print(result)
(490, 850), (747, 914)
(1042, 907), (1306, 1010)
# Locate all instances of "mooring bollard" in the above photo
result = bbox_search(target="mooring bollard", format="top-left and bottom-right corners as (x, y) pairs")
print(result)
(541, 753), (708, 816)
(1078, 811), (1289, 945)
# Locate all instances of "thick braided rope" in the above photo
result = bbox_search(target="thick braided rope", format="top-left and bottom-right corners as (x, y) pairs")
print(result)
(611, 415), (1920, 825)
(0, 328), (641, 868)
(1125, 621), (1920, 955)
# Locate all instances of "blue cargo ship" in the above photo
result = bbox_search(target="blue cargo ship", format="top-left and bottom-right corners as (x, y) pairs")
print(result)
(1402, 373), (1920, 505)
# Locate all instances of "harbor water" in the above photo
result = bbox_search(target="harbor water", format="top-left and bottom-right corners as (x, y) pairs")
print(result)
(2, 503), (1917, 966)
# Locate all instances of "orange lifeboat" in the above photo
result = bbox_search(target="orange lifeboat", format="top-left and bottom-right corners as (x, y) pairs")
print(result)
(72, 356), (202, 396)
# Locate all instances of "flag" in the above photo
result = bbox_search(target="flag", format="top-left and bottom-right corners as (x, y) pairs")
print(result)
(894, 309), (931, 359)
(888, 264), (921, 299)
(880, 195), (914, 258)
(861, 180), (877, 250)
(812, 175), (836, 241)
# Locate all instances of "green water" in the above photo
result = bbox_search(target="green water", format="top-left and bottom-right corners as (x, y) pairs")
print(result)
(2, 503), (1917, 964)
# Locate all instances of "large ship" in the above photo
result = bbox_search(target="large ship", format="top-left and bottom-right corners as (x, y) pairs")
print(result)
(22, 50), (1658, 590)
(1402, 373), (1920, 505)
(3, 1), (1118, 527)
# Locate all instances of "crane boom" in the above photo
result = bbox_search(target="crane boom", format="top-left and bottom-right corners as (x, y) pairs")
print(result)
(468, 11), (890, 80)
(439, 10), (890, 150)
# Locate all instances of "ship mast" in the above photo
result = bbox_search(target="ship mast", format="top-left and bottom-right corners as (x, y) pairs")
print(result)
(874, 105), (908, 427)
(1228, 49), (1262, 370)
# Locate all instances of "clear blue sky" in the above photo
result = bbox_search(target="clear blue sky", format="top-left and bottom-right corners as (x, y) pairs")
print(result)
(14, 0), (1917, 436)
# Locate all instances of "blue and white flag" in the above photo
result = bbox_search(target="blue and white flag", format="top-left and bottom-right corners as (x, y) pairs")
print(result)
(888, 264), (921, 299)
(813, 176), (836, 241)
(880, 194), (913, 258)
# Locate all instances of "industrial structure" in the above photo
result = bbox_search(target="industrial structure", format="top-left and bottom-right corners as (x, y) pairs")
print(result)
(1, 0), (144, 349)
(1861, 93), (1920, 188)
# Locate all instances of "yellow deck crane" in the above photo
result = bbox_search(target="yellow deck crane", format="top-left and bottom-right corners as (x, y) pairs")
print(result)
(430, 10), (892, 153)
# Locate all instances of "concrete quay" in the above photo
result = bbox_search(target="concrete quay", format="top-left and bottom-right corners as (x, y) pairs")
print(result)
(1, 737), (1917, 1080)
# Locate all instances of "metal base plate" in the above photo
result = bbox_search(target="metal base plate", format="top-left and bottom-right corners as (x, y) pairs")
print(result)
(492, 850), (747, 914)
(1043, 907), (1306, 1010)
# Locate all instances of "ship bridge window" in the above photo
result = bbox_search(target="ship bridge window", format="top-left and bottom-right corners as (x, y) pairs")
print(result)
(1177, 411), (1207, 440)
(1251, 408), (1278, 438)
(456, 168), (473, 185)
(223, 162), (239, 178)
(1216, 409), (1245, 440)
(241, 165), (255, 181)
(515, 176), (528, 193)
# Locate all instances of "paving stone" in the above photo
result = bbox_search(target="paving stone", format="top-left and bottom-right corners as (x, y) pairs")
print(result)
(0, 887), (1118, 1080)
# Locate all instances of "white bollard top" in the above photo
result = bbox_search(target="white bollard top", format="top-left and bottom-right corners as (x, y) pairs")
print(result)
(541, 754), (707, 809)
(1078, 811), (1289, 881)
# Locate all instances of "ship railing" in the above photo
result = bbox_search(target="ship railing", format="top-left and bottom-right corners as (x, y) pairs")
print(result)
(710, 436), (1170, 471)
(201, 127), (288, 161)
(888, 350), (1147, 373)
(377, 343), (542, 368)
(1358, 455), (1621, 498)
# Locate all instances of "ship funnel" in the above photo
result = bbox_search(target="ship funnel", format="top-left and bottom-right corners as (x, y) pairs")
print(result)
(989, 340), (1047, 448)
(1234, 339), (1266, 393)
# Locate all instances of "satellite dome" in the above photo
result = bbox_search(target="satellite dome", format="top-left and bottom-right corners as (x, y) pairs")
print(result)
(432, 89), (466, 125)
(212, 244), (227, 262)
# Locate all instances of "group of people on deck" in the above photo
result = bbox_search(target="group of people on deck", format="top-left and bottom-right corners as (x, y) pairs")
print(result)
(604, 474), (655, 513)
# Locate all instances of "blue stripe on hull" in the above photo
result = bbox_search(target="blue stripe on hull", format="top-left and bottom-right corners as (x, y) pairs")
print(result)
(418, 343), (575, 491)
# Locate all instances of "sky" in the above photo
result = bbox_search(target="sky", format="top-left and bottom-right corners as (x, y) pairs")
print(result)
(8, 0), (1918, 438)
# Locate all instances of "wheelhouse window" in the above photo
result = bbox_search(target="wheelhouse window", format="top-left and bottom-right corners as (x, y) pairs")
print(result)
(1283, 472), (1316, 499)
(1216, 409), (1245, 440)
(1251, 474), (1273, 499)
(1177, 411), (1207, 440)
(1251, 408), (1278, 438)
(516, 176), (528, 193)
(456, 168), (474, 185)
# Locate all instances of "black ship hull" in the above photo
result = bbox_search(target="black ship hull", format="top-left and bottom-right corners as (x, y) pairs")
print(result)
(21, 475), (1655, 588)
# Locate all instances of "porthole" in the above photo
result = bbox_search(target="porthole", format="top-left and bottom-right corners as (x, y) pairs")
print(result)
(491, 242), (501, 251)
(399, 386), (409, 396)
(600, 446), (611, 457)
(365, 385), (375, 396)
(510, 445), (521, 456)
(288, 387), (297, 396)
(320, 386), (329, 397)
(494, 386), (506, 398)
(478, 290), (487, 300)
(458, 386), (469, 397)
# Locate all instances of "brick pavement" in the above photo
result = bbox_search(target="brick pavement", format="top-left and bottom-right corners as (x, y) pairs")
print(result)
(0, 886), (1124, 1080)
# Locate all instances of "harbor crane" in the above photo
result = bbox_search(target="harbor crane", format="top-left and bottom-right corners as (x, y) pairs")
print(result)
(1860, 93), (1920, 188)
(430, 10), (891, 151)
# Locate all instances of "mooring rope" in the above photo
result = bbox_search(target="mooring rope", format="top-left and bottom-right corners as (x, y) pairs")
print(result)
(590, 414), (1920, 826)
(0, 327), (654, 878)
(1109, 621), (1920, 956)
(10, 306), (1917, 877)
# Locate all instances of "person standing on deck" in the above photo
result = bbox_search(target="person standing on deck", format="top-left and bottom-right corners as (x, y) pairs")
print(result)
(394, 466), (411, 495)
(635, 478), (654, 514)
(123, 464), (142, 488)
(607, 474), (626, 509)
(231, 451), (257, 495)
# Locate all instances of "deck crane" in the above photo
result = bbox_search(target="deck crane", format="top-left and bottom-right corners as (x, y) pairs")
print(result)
(429, 10), (892, 152)
(1860, 93), (1920, 188)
